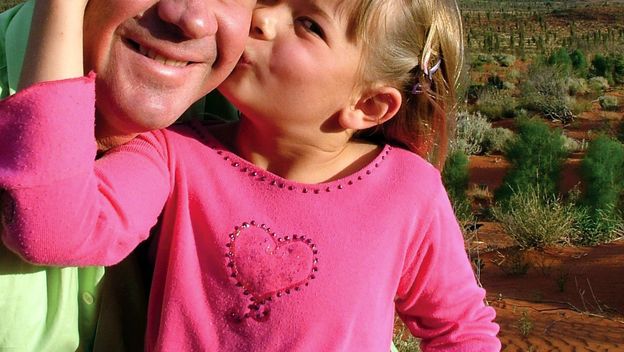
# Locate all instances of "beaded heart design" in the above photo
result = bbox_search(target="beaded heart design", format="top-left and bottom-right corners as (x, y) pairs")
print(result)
(225, 221), (319, 321)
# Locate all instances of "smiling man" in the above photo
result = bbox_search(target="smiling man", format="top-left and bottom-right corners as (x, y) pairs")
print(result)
(0, 0), (252, 350)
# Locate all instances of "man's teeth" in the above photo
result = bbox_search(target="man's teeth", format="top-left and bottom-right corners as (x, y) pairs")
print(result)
(138, 45), (188, 67)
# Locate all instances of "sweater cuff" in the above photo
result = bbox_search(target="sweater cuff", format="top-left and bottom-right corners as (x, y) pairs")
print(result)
(0, 73), (97, 188)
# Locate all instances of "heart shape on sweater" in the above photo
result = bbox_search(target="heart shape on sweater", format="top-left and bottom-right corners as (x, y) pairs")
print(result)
(226, 222), (319, 303)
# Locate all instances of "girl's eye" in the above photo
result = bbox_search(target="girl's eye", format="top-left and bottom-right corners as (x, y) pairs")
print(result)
(296, 17), (325, 39)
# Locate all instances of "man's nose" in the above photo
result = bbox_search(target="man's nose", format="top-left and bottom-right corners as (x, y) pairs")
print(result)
(157, 0), (218, 39)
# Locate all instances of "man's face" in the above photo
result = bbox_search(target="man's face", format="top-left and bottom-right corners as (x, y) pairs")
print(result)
(83, 0), (254, 141)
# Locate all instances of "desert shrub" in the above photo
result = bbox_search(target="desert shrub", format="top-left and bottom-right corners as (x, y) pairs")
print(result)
(476, 88), (518, 120)
(520, 64), (572, 122)
(465, 84), (483, 104)
(598, 95), (619, 111)
(570, 49), (589, 77)
(618, 123), (624, 144)
(569, 98), (593, 116)
(507, 69), (522, 82)
(494, 53), (516, 67)
(588, 76), (610, 93)
(485, 75), (505, 90)
(482, 127), (514, 154)
(580, 135), (624, 212)
(562, 135), (582, 153)
(451, 111), (491, 155)
(591, 54), (609, 77)
(564, 77), (589, 96)
(572, 205), (624, 245)
(443, 150), (470, 202)
(474, 53), (495, 66)
(613, 55), (624, 84)
(548, 48), (572, 74)
(442, 150), (473, 225)
(495, 119), (568, 203)
(492, 186), (577, 249)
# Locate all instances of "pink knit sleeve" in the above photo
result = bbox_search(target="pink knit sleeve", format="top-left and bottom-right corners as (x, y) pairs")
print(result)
(395, 183), (501, 351)
(0, 76), (170, 266)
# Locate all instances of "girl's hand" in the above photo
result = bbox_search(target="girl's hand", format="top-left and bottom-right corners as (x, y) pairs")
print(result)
(18, 0), (89, 89)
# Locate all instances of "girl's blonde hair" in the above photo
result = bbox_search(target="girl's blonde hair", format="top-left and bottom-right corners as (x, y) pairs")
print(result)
(345, 0), (464, 169)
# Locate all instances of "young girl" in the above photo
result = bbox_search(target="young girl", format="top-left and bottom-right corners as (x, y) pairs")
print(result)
(1, 0), (500, 350)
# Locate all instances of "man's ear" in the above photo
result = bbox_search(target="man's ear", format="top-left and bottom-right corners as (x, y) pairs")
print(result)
(339, 86), (402, 130)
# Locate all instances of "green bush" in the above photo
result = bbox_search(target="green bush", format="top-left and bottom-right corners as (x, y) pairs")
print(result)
(618, 123), (624, 144)
(477, 88), (518, 120)
(548, 48), (572, 74)
(572, 205), (624, 245)
(495, 119), (568, 203)
(598, 95), (619, 111)
(520, 64), (572, 122)
(494, 53), (516, 67)
(443, 150), (470, 203)
(452, 111), (491, 155)
(580, 135), (624, 212)
(442, 150), (474, 226)
(564, 77), (589, 96)
(492, 186), (577, 249)
(592, 54), (610, 77)
(588, 76), (610, 93)
(613, 54), (624, 84)
(570, 49), (589, 77)
(482, 127), (514, 154)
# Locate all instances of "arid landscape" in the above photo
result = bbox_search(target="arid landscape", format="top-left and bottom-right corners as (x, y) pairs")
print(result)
(460, 1), (624, 350)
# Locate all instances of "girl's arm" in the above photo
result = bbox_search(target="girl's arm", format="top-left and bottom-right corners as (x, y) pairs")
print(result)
(0, 76), (171, 266)
(395, 184), (501, 351)
(18, 0), (87, 90)
(1, 0), (169, 266)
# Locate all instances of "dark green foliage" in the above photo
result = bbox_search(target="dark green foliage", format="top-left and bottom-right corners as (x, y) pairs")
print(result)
(618, 123), (624, 144)
(547, 48), (572, 74)
(580, 136), (624, 213)
(613, 54), (624, 84)
(591, 54), (609, 78)
(486, 75), (505, 90)
(443, 150), (470, 204)
(442, 150), (473, 223)
(495, 119), (568, 203)
(572, 136), (624, 245)
(0, 0), (21, 12)
(569, 49), (588, 77)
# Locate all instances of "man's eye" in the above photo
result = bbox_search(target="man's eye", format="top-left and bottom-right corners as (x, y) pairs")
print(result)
(297, 17), (325, 38)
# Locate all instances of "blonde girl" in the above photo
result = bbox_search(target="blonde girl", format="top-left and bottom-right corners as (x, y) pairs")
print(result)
(1, 0), (500, 350)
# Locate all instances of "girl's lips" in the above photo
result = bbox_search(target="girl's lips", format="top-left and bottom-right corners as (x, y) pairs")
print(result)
(238, 52), (253, 66)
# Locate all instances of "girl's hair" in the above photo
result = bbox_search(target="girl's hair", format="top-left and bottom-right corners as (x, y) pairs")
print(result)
(345, 0), (464, 169)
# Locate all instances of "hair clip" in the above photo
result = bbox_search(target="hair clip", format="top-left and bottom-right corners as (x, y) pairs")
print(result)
(411, 56), (442, 95)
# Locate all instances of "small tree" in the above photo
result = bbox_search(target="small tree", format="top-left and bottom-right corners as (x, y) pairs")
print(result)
(495, 119), (568, 203)
(569, 49), (588, 77)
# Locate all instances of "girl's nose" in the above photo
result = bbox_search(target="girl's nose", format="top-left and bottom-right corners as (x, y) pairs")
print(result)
(249, 7), (281, 40)
(157, 0), (218, 39)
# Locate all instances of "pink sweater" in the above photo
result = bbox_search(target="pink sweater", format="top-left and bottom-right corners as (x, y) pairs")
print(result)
(0, 76), (500, 351)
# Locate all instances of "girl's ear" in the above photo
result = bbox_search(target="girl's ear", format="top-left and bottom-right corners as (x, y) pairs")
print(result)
(339, 86), (402, 130)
